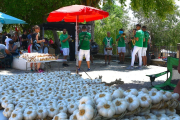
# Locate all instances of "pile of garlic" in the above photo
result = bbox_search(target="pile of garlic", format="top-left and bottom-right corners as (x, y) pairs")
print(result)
(0, 71), (179, 120)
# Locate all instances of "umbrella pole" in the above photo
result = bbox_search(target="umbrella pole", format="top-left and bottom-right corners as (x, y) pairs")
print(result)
(76, 16), (79, 74)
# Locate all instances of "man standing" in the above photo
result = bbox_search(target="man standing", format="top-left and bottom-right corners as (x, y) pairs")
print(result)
(78, 26), (91, 71)
(142, 26), (150, 67)
(1, 32), (7, 45)
(128, 24), (145, 70)
(116, 29), (126, 64)
(60, 29), (70, 67)
(103, 32), (113, 65)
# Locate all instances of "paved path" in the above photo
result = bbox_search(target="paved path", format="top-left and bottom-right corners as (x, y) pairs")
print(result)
(0, 60), (179, 90)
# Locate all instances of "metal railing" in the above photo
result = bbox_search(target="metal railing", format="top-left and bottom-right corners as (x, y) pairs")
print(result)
(97, 44), (178, 59)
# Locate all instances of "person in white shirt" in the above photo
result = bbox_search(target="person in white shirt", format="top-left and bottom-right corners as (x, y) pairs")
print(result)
(5, 34), (12, 49)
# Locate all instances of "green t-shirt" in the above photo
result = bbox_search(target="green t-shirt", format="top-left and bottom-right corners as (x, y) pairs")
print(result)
(103, 37), (113, 48)
(79, 32), (91, 50)
(143, 31), (149, 48)
(60, 34), (69, 48)
(135, 30), (144, 47)
(116, 34), (126, 47)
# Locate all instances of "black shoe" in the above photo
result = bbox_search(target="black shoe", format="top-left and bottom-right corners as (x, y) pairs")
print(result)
(108, 63), (110, 65)
(65, 64), (69, 67)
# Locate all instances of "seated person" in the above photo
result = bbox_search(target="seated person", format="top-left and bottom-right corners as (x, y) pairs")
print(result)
(49, 38), (54, 44)
(8, 40), (19, 56)
(0, 43), (13, 67)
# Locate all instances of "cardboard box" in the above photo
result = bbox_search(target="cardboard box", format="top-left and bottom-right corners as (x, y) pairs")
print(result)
(49, 47), (55, 55)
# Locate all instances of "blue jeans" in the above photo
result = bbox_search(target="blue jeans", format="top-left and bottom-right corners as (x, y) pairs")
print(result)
(5, 55), (13, 66)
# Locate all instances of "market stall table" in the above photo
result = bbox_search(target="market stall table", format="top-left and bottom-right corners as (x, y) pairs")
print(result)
(13, 53), (66, 71)
(25, 59), (66, 72)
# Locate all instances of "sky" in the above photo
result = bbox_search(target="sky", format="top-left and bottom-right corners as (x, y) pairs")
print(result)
(117, 0), (180, 26)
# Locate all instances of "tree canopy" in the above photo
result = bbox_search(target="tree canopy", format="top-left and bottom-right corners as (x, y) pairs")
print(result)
(94, 4), (129, 54)
(0, 0), (176, 29)
(133, 6), (180, 46)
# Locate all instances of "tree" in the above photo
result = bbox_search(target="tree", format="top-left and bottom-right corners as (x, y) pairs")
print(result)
(94, 4), (129, 54)
(133, 6), (180, 46)
(0, 0), (79, 29)
(0, 0), (176, 28)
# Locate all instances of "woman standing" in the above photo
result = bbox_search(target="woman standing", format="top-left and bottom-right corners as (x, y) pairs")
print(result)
(21, 30), (28, 50)
(32, 25), (45, 73)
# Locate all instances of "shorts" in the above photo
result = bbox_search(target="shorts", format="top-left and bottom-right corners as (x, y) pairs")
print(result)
(62, 48), (69, 56)
(118, 47), (126, 53)
(104, 49), (112, 55)
(79, 49), (90, 61)
(142, 47), (147, 56)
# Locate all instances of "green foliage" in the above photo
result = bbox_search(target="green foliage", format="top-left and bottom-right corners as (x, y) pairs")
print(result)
(0, 0), (79, 29)
(133, 6), (180, 46)
(121, 0), (176, 19)
(94, 4), (129, 54)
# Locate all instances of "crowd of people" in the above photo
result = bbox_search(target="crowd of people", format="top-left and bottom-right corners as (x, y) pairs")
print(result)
(0, 24), (150, 71)
(57, 24), (151, 71)
(102, 24), (150, 70)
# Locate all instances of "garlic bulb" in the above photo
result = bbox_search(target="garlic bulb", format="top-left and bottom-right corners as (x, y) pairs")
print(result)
(141, 88), (149, 94)
(58, 104), (68, 113)
(137, 93), (152, 107)
(149, 91), (163, 104)
(3, 106), (14, 117)
(161, 91), (172, 101)
(142, 113), (157, 120)
(124, 89), (138, 96)
(172, 93), (179, 100)
(69, 109), (79, 120)
(47, 107), (59, 118)
(112, 98), (127, 114)
(112, 89), (123, 100)
(97, 100), (115, 118)
(166, 108), (176, 115)
(53, 112), (68, 120)
(2, 99), (13, 108)
(95, 92), (112, 104)
(36, 108), (48, 119)
(23, 109), (37, 120)
(79, 96), (94, 107)
(76, 104), (94, 120)
(9, 111), (23, 120)
(67, 103), (78, 114)
(125, 94), (139, 111)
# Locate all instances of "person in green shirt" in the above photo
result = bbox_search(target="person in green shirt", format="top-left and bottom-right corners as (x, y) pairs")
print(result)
(142, 26), (150, 67)
(128, 24), (145, 70)
(78, 25), (91, 71)
(103, 32), (114, 65)
(116, 29), (127, 64)
(60, 29), (70, 67)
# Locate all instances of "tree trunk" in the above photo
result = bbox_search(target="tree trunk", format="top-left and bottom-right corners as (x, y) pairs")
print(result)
(52, 30), (60, 55)
(87, 21), (95, 41)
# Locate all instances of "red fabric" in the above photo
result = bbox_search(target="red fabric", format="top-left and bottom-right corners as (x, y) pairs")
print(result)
(49, 40), (54, 44)
(47, 5), (109, 22)
(28, 45), (31, 53)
